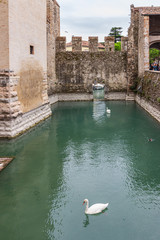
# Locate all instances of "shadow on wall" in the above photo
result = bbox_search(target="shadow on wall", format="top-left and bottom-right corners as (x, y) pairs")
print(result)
(17, 59), (44, 113)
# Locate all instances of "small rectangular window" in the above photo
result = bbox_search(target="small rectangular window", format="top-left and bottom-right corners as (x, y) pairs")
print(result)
(30, 45), (34, 55)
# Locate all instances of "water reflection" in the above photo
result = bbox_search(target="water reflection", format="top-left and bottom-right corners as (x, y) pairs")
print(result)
(106, 112), (111, 118)
(93, 101), (106, 123)
(83, 215), (89, 227)
(93, 89), (104, 100)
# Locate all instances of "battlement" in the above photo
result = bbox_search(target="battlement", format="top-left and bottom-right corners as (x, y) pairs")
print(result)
(56, 36), (128, 52)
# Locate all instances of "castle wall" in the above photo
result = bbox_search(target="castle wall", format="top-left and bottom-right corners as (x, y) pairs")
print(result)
(47, 0), (60, 95)
(55, 37), (128, 93)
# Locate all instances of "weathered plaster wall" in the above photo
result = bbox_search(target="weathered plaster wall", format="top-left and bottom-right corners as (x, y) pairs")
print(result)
(9, 0), (47, 74)
(55, 51), (127, 93)
(17, 60), (44, 113)
(7, 0), (48, 113)
(0, 0), (9, 69)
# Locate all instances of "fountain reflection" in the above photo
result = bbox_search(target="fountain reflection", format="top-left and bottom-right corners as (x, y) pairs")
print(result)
(93, 89), (105, 100)
(92, 101), (106, 123)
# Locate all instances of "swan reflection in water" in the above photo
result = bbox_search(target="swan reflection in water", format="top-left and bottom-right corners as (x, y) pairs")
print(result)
(83, 214), (90, 228)
(83, 209), (109, 228)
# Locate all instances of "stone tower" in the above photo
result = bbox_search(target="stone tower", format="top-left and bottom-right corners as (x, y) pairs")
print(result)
(0, 0), (51, 138)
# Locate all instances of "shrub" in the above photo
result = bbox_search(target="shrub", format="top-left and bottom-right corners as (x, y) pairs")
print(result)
(157, 97), (160, 103)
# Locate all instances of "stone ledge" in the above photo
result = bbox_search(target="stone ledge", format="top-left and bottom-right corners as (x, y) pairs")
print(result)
(0, 157), (14, 172)
(0, 103), (52, 138)
(135, 95), (160, 123)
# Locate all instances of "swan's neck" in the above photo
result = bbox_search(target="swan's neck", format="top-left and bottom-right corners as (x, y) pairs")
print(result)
(85, 200), (89, 212)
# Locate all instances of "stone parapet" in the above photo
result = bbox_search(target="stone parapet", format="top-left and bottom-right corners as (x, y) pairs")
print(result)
(56, 36), (66, 52)
(121, 37), (128, 52)
(104, 37), (115, 52)
(72, 36), (82, 52)
(89, 37), (98, 52)
(57, 36), (129, 53)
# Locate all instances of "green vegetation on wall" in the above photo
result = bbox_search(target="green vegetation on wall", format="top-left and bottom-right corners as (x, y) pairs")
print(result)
(150, 48), (160, 63)
(157, 97), (160, 103)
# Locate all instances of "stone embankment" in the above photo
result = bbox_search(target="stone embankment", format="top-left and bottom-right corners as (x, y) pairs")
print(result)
(0, 72), (52, 138)
(135, 95), (160, 123)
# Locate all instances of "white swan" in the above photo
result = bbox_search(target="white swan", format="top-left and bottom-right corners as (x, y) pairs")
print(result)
(106, 107), (111, 114)
(83, 199), (109, 215)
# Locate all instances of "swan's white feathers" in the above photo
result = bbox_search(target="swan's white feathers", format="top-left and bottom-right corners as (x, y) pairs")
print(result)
(83, 199), (109, 215)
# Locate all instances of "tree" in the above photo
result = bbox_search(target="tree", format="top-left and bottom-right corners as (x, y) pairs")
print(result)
(115, 42), (121, 51)
(149, 48), (160, 63)
(109, 27), (123, 43)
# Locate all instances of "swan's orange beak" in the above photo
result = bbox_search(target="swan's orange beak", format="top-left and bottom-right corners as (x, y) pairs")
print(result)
(83, 201), (85, 205)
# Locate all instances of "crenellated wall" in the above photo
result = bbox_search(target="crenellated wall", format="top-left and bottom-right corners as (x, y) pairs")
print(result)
(55, 36), (128, 93)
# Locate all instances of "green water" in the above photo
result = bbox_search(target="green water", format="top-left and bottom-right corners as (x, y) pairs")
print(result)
(0, 101), (160, 240)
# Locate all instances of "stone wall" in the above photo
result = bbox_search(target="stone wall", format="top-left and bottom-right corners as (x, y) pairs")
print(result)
(0, 71), (51, 138)
(127, 5), (139, 89)
(55, 37), (128, 93)
(47, 0), (60, 95)
(137, 71), (160, 110)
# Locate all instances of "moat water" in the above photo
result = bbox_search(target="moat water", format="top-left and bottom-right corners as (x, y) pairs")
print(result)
(0, 101), (160, 240)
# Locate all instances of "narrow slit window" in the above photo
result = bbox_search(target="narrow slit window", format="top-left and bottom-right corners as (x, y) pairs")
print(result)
(30, 45), (34, 55)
